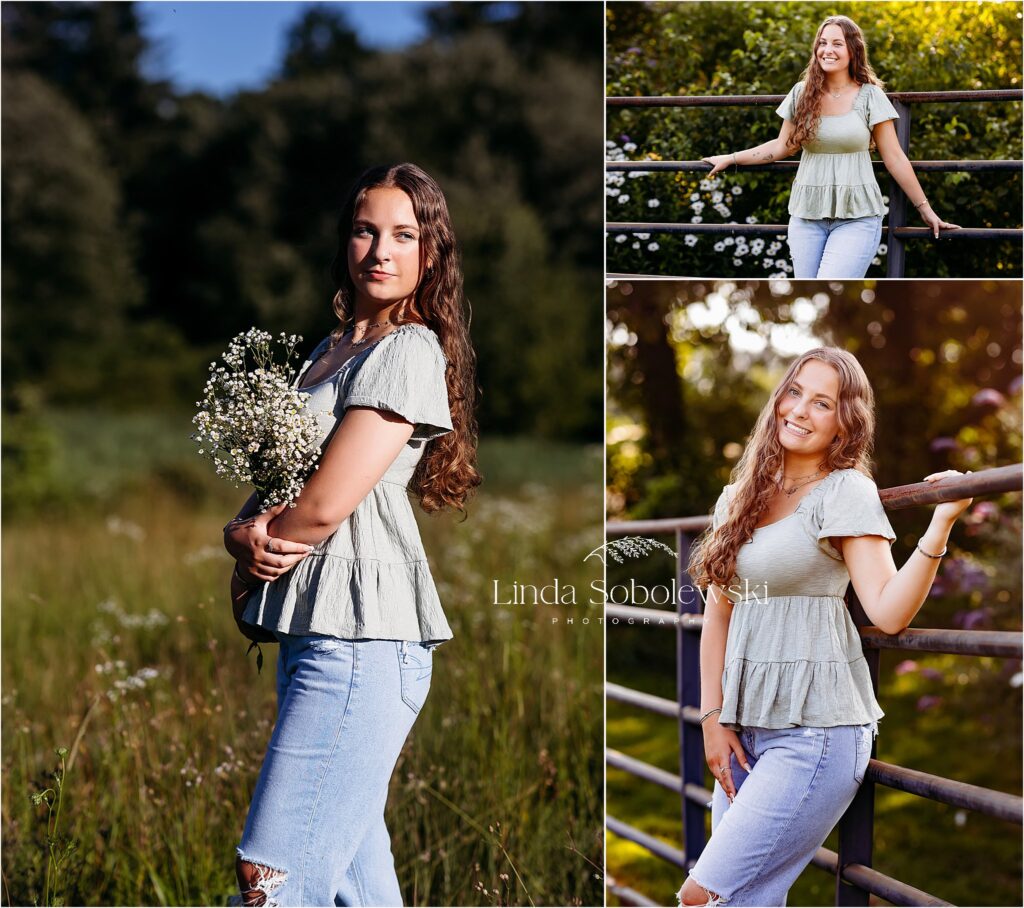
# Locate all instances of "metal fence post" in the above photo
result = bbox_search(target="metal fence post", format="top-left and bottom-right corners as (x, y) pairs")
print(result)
(886, 98), (913, 277)
(835, 587), (878, 906)
(676, 529), (706, 870)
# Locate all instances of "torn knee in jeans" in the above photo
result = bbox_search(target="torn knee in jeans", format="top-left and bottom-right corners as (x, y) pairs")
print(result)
(236, 854), (287, 907)
(677, 875), (727, 907)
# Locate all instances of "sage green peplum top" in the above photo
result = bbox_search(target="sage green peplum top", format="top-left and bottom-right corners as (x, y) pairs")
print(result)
(776, 81), (899, 219)
(711, 469), (895, 738)
(242, 323), (455, 646)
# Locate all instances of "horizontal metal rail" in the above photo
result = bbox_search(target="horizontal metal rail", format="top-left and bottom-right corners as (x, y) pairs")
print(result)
(607, 221), (1021, 240)
(840, 863), (954, 907)
(606, 681), (682, 719)
(608, 466), (1022, 536)
(607, 89), (1024, 108)
(607, 748), (716, 809)
(867, 758), (1023, 822)
(606, 815), (687, 869)
(608, 606), (1023, 658)
(860, 627), (1022, 658)
(605, 874), (661, 908)
(607, 159), (1023, 173)
(881, 464), (1023, 508)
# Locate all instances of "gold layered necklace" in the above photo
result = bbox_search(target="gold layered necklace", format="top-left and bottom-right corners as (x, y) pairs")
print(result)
(782, 469), (827, 496)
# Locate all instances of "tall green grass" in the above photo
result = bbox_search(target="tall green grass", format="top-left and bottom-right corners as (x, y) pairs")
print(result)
(2, 412), (604, 906)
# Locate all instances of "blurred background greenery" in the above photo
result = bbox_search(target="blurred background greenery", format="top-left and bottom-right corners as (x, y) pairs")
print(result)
(605, 0), (1023, 278)
(605, 279), (1023, 906)
(1, 2), (605, 905)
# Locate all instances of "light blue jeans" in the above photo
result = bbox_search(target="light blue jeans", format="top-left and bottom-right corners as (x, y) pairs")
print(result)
(682, 721), (877, 907)
(236, 633), (434, 906)
(787, 215), (883, 278)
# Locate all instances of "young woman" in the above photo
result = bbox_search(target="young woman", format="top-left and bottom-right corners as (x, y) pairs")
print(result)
(676, 347), (972, 907)
(222, 162), (480, 907)
(701, 15), (959, 278)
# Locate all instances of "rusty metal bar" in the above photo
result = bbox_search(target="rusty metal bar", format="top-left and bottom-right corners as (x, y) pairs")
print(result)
(607, 515), (710, 534)
(608, 605), (1021, 658)
(867, 759), (1024, 823)
(606, 160), (1024, 173)
(606, 815), (688, 869)
(607, 89), (1024, 107)
(860, 627), (1022, 658)
(881, 464), (1022, 507)
(607, 221), (1021, 240)
(606, 682), (714, 727)
(605, 874), (661, 908)
(839, 864), (953, 907)
(606, 748), (716, 808)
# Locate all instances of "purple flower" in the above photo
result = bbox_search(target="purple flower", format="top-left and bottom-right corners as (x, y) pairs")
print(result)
(954, 607), (993, 631)
(971, 388), (1006, 409)
(619, 134), (632, 144)
(1008, 374), (1022, 396)
(972, 501), (999, 522)
(929, 437), (958, 453)
(916, 695), (944, 711)
(920, 667), (944, 681)
(895, 659), (919, 675)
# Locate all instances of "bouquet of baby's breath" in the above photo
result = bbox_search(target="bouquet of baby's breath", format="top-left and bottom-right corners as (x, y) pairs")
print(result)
(191, 329), (327, 510)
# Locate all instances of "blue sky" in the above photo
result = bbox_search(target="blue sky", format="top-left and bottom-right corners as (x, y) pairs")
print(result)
(138, 1), (441, 96)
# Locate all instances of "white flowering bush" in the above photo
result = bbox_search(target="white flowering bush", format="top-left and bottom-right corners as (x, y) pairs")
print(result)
(191, 329), (329, 510)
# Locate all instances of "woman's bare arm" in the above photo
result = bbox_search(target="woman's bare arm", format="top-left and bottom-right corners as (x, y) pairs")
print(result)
(265, 407), (415, 544)
(873, 121), (960, 237)
(839, 472), (973, 635)
(224, 407), (416, 582)
(702, 120), (800, 176)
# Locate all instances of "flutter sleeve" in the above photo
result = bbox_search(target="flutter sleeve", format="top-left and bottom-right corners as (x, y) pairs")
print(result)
(813, 469), (897, 561)
(775, 82), (803, 121)
(711, 485), (732, 531)
(342, 328), (454, 441)
(865, 84), (899, 129)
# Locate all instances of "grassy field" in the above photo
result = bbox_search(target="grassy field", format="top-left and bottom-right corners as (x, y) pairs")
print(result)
(606, 622), (1023, 907)
(1, 410), (605, 906)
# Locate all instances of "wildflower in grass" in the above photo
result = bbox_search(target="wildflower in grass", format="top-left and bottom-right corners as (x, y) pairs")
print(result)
(647, 198), (661, 208)
(684, 235), (699, 246)
(691, 201), (705, 214)
(733, 258), (742, 266)
(648, 242), (660, 251)
(617, 194), (630, 204)
(192, 329), (330, 510)
(615, 235), (627, 243)
(691, 216), (703, 224)
(636, 233), (650, 240)
(731, 186), (743, 195)
(632, 241), (640, 249)
(746, 215), (758, 224)
(106, 516), (145, 541)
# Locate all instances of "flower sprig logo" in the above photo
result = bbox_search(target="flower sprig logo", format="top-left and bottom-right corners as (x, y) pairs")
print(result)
(584, 536), (676, 565)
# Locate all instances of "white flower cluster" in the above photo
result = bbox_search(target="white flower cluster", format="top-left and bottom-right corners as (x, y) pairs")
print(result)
(192, 329), (329, 511)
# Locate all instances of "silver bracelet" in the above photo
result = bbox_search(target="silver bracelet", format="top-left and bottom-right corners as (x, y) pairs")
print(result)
(699, 707), (723, 724)
(916, 541), (947, 559)
(732, 152), (739, 170)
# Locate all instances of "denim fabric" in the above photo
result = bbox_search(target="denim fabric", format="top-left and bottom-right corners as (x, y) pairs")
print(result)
(237, 633), (434, 906)
(683, 722), (876, 907)
(787, 215), (883, 278)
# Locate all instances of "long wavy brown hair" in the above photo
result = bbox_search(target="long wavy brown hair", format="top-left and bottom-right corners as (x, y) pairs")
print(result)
(328, 162), (481, 513)
(789, 16), (884, 150)
(688, 347), (877, 591)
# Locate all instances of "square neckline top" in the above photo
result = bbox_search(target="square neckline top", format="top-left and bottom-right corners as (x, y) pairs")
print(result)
(776, 80), (900, 219)
(711, 468), (894, 733)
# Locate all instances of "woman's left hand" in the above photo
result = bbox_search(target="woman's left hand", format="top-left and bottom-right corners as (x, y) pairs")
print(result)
(923, 470), (973, 523)
(230, 566), (278, 643)
(919, 205), (960, 239)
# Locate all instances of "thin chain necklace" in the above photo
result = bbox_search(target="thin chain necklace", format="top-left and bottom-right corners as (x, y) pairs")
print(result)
(782, 470), (827, 496)
(350, 318), (393, 346)
(827, 81), (855, 100)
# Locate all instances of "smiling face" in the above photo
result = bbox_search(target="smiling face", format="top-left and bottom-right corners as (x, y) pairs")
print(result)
(815, 23), (852, 78)
(775, 359), (841, 458)
(347, 186), (423, 312)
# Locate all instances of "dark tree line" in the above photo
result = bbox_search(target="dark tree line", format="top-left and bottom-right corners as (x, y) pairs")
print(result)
(2, 1), (604, 440)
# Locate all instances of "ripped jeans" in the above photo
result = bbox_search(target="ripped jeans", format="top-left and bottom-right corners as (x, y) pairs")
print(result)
(236, 634), (435, 906)
(680, 721), (877, 907)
